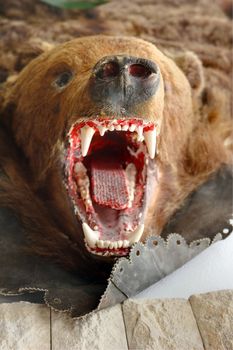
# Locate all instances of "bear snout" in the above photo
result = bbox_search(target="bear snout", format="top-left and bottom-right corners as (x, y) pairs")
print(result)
(89, 55), (160, 114)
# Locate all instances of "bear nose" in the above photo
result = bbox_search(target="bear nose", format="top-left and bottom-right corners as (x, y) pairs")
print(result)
(89, 55), (160, 112)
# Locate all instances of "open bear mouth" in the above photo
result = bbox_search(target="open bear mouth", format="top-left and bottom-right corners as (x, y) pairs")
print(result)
(64, 118), (158, 257)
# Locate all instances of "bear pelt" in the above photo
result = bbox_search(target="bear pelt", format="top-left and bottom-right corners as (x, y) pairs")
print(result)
(0, 36), (231, 280)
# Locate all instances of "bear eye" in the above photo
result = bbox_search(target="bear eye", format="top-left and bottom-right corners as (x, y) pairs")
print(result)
(53, 71), (73, 89)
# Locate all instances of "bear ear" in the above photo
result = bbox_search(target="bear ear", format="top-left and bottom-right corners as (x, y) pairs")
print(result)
(0, 39), (54, 124)
(174, 51), (205, 98)
(14, 38), (54, 72)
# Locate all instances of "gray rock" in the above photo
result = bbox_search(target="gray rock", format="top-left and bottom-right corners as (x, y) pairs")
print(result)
(51, 304), (128, 350)
(0, 302), (50, 350)
(122, 298), (204, 350)
(190, 290), (233, 350)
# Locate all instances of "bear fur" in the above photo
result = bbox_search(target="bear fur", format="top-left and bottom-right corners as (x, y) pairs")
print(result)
(0, 35), (231, 278)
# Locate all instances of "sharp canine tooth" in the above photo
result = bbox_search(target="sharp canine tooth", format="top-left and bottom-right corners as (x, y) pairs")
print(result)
(80, 126), (95, 157)
(129, 224), (144, 244)
(82, 223), (99, 248)
(143, 128), (157, 159)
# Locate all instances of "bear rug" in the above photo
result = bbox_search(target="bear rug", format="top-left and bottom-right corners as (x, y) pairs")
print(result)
(0, 1), (232, 317)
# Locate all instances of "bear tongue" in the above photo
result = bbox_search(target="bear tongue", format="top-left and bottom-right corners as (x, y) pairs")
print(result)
(90, 157), (129, 210)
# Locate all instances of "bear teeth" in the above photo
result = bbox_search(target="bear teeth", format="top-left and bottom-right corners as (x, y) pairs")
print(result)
(98, 125), (107, 136)
(80, 125), (95, 157)
(78, 119), (157, 159)
(82, 222), (144, 252)
(143, 128), (157, 159)
(82, 223), (99, 248)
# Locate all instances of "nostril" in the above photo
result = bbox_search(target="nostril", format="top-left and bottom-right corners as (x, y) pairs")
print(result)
(101, 61), (120, 79)
(129, 64), (152, 79)
(91, 55), (160, 107)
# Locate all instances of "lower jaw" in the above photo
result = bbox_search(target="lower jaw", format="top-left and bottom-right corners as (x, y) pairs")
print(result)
(83, 222), (146, 257)
(74, 158), (157, 258)
(86, 243), (130, 257)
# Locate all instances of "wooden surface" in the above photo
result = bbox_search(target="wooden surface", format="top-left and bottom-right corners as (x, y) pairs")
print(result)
(0, 290), (232, 350)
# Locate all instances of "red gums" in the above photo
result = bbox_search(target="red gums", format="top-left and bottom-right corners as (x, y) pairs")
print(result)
(68, 117), (156, 133)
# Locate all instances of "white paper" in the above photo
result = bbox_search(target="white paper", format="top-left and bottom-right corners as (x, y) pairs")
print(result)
(134, 232), (233, 300)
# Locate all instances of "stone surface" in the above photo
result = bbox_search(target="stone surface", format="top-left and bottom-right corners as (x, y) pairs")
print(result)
(190, 290), (233, 350)
(0, 302), (50, 350)
(51, 304), (128, 350)
(1, 291), (233, 350)
(122, 298), (204, 350)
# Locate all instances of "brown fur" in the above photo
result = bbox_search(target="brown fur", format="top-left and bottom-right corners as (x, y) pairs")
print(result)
(0, 36), (231, 277)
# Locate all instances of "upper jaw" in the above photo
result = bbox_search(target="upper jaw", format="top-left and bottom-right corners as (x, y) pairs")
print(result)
(69, 117), (158, 158)
(64, 116), (159, 257)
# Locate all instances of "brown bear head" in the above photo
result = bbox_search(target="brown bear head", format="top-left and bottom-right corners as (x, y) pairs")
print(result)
(0, 36), (206, 261)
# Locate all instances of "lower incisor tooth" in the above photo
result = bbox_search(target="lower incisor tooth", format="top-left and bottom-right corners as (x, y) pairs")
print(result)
(94, 237), (145, 250)
(118, 240), (123, 248)
(123, 240), (129, 248)
(97, 240), (104, 248)
(104, 240), (110, 248)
